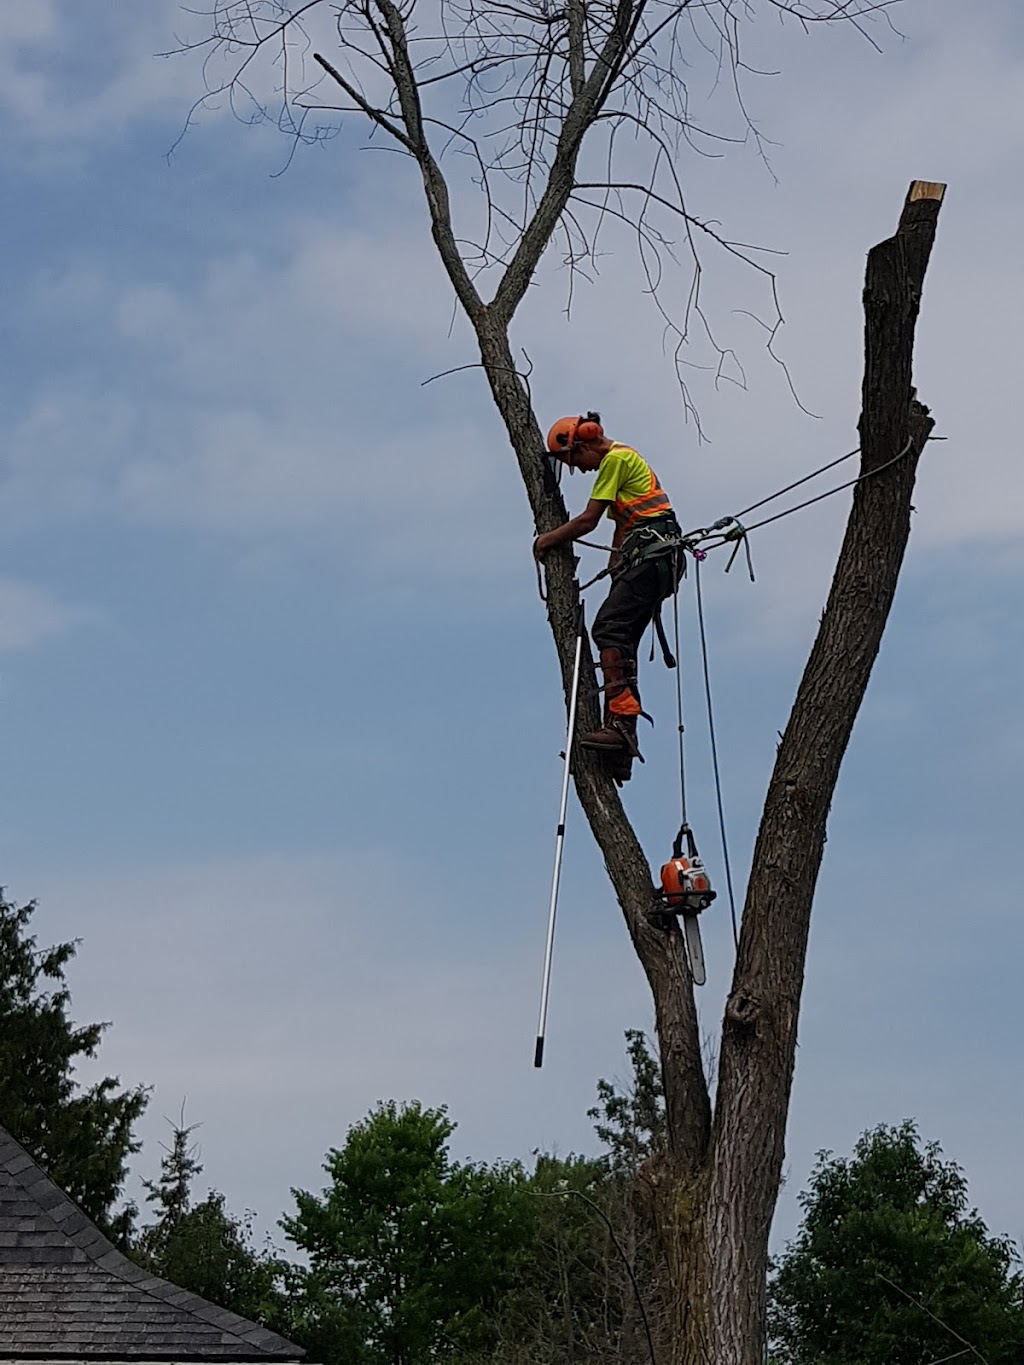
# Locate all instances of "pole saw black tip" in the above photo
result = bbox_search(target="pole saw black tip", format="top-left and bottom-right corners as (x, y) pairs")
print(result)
(534, 1037), (545, 1068)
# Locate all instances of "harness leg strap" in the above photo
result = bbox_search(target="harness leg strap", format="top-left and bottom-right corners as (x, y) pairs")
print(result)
(653, 604), (676, 669)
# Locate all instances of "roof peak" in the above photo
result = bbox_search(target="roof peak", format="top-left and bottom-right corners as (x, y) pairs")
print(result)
(0, 1126), (304, 1360)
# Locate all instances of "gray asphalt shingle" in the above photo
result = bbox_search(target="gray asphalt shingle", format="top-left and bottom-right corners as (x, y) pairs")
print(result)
(0, 1128), (303, 1359)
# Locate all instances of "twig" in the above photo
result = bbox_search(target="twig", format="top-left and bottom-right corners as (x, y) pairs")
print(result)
(876, 1272), (991, 1365)
(537, 1188), (658, 1365)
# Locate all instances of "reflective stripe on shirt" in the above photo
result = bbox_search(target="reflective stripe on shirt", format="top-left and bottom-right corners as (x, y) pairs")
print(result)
(603, 449), (672, 533)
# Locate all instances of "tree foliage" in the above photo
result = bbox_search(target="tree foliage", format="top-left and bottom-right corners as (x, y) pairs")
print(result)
(588, 1027), (665, 1177)
(470, 1029), (667, 1363)
(135, 1118), (285, 1327)
(462, 1153), (638, 1365)
(0, 890), (148, 1230)
(769, 1121), (1024, 1365)
(279, 1100), (533, 1365)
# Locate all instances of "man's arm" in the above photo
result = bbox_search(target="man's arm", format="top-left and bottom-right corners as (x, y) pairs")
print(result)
(533, 499), (609, 559)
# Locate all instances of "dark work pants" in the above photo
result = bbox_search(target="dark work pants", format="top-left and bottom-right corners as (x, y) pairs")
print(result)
(591, 560), (668, 698)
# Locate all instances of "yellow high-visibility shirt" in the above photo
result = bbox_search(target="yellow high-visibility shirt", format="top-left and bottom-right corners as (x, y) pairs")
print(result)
(591, 444), (673, 532)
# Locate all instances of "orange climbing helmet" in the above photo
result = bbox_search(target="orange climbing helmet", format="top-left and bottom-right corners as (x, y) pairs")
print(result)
(546, 412), (604, 465)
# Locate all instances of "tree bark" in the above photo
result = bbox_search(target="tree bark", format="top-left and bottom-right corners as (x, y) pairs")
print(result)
(669, 180), (945, 1364)
(318, 0), (715, 1168)
(474, 182), (944, 1365)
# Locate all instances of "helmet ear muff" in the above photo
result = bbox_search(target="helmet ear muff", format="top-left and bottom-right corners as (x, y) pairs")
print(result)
(545, 411), (603, 469)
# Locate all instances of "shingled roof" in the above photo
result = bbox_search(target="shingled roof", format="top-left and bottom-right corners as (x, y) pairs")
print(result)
(0, 1126), (304, 1360)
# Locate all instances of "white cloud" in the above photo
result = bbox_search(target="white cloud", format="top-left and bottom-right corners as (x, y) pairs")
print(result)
(0, 2), (400, 157)
(0, 3), (187, 146)
(0, 578), (84, 651)
(0, 1), (57, 125)
(3, 219), (519, 582)
(2, 0), (1021, 643)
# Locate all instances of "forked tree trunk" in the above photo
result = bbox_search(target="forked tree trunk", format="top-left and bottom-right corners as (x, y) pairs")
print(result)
(483, 181), (944, 1364)
(201, 10), (944, 1357)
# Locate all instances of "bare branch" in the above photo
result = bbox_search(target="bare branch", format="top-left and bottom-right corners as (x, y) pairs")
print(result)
(314, 50), (414, 147)
(877, 1273), (991, 1365)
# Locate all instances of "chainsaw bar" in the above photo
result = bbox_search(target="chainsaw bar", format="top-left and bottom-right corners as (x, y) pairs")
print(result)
(681, 914), (706, 987)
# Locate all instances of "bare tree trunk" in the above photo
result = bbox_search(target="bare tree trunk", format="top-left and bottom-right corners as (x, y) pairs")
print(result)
(663, 181), (943, 1365)
(475, 321), (714, 1169)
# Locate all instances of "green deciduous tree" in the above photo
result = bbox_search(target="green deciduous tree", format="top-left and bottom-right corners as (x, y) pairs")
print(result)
(466, 1153), (631, 1365)
(769, 1121), (1024, 1365)
(0, 890), (148, 1230)
(470, 1030), (668, 1363)
(280, 1100), (532, 1365)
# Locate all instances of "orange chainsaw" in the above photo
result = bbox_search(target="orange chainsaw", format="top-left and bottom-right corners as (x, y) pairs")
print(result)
(659, 823), (715, 985)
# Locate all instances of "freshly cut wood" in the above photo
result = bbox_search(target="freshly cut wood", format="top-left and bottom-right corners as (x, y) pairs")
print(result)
(909, 179), (946, 202)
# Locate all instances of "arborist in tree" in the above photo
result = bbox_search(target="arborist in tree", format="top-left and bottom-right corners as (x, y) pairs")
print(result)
(534, 413), (683, 783)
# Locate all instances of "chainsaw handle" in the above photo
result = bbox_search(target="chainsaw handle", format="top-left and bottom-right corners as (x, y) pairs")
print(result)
(672, 823), (700, 861)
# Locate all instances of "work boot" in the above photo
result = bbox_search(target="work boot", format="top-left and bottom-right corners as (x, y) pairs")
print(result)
(580, 648), (644, 761)
(579, 713), (643, 762)
(579, 714), (640, 784)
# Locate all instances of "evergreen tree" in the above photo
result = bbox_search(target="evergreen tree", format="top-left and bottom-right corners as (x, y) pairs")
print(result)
(142, 1116), (202, 1229)
(0, 890), (148, 1228)
(588, 1027), (665, 1176)
(135, 1117), (286, 1327)
(769, 1122), (1024, 1365)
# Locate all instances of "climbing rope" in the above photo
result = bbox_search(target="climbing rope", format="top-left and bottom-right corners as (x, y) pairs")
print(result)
(731, 446), (860, 521)
(563, 435), (926, 578)
(688, 435), (920, 553)
(670, 547), (687, 831)
(693, 555), (740, 951)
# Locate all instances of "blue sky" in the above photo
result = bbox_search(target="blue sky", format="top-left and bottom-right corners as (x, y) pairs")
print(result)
(1, 0), (1022, 1253)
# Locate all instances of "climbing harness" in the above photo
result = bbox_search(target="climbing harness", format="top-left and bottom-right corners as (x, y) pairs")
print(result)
(534, 601), (586, 1070)
(576, 512), (683, 594)
(530, 432), (934, 1047)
